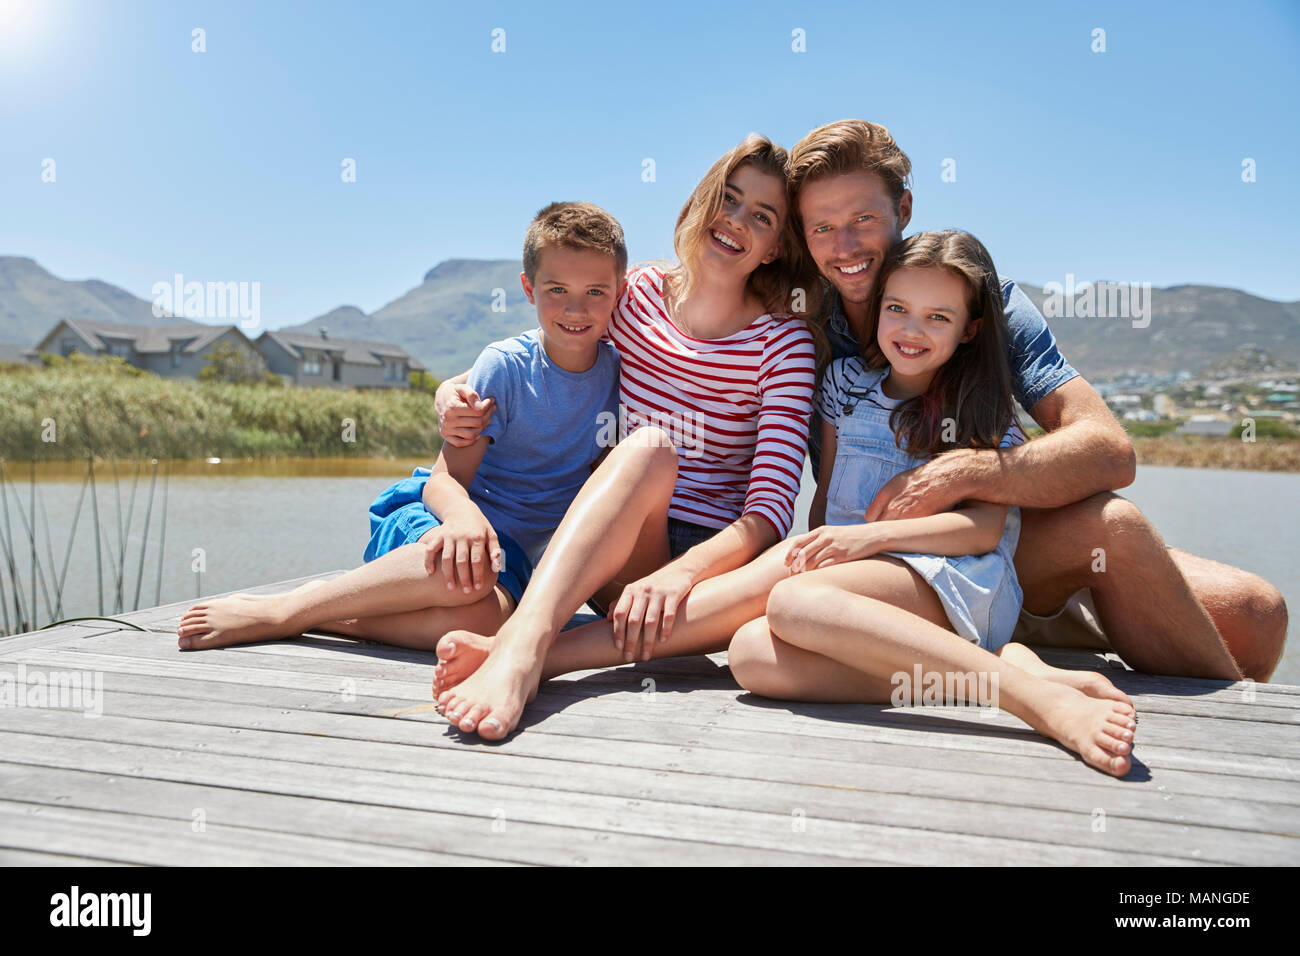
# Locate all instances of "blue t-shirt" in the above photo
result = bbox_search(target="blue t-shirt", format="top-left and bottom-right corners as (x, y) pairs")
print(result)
(463, 329), (620, 565)
(809, 277), (1075, 475)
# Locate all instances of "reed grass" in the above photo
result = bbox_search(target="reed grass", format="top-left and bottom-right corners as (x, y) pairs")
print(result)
(0, 356), (442, 460)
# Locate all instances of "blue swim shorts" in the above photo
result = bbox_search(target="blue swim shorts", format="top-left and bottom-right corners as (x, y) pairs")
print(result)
(362, 472), (533, 607)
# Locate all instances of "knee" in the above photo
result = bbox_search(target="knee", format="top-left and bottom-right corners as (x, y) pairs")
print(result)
(615, 426), (678, 480)
(765, 576), (814, 633)
(1226, 572), (1289, 681)
(727, 618), (785, 698)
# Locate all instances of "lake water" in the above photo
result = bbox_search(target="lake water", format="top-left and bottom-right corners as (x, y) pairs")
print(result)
(3, 458), (1296, 683)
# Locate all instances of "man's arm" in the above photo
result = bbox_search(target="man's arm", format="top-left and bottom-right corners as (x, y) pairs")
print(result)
(866, 377), (1135, 521)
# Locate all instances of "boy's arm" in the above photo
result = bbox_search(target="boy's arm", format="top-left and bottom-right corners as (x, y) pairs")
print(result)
(421, 438), (502, 593)
(809, 418), (836, 528)
(864, 377), (1134, 521)
(434, 369), (496, 447)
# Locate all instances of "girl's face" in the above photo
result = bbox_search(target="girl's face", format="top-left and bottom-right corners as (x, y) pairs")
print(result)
(876, 265), (979, 383)
(700, 163), (786, 277)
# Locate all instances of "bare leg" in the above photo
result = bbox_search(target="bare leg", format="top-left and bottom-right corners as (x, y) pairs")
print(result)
(729, 565), (1130, 707)
(1015, 493), (1243, 681)
(760, 559), (1139, 777)
(1169, 548), (1287, 681)
(314, 588), (513, 652)
(177, 528), (500, 650)
(436, 427), (680, 739)
(434, 540), (797, 693)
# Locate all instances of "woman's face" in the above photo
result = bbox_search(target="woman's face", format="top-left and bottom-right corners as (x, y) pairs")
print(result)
(700, 162), (787, 278)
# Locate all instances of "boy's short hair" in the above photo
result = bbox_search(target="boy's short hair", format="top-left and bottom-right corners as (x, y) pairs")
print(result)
(789, 120), (913, 219)
(522, 201), (628, 283)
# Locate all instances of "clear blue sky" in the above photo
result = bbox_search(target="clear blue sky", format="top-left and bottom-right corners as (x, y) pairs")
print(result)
(2, 0), (1298, 331)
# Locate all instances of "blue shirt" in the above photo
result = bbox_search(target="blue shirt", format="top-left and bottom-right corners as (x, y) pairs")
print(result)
(465, 330), (620, 565)
(808, 278), (1076, 476)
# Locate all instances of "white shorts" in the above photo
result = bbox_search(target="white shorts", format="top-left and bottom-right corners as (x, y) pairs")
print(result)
(1012, 589), (1112, 650)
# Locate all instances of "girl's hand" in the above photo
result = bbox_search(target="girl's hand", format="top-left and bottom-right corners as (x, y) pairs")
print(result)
(609, 565), (697, 663)
(424, 514), (502, 594)
(785, 525), (882, 574)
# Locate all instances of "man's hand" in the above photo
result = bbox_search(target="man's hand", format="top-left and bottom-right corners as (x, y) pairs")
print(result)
(423, 515), (502, 594)
(863, 454), (969, 522)
(609, 564), (697, 663)
(435, 383), (494, 448)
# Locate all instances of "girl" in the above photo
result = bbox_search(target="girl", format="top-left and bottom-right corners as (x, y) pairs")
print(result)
(430, 134), (827, 739)
(728, 230), (1139, 777)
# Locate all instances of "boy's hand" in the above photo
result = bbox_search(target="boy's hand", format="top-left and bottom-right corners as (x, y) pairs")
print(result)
(424, 514), (503, 594)
(609, 565), (696, 663)
(435, 383), (494, 448)
(785, 525), (882, 574)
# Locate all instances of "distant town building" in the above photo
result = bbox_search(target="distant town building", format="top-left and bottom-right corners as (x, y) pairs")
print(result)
(255, 328), (424, 389)
(1153, 394), (1177, 418)
(29, 318), (260, 378)
(1177, 417), (1234, 437)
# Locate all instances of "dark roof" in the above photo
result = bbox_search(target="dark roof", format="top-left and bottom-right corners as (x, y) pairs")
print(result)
(259, 331), (424, 370)
(38, 318), (242, 355)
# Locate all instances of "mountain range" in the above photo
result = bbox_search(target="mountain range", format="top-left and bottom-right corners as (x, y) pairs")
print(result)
(2, 255), (1297, 381)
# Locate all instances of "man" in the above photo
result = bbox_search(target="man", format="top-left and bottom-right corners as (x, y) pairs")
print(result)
(786, 119), (1286, 681)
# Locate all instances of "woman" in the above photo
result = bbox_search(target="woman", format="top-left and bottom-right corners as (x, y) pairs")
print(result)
(433, 133), (825, 738)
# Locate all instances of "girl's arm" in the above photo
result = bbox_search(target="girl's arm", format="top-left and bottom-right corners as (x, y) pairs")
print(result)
(788, 501), (1008, 573)
(809, 418), (836, 528)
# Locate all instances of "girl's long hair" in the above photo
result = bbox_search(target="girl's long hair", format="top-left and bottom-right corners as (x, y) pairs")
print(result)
(663, 133), (828, 365)
(861, 230), (1015, 459)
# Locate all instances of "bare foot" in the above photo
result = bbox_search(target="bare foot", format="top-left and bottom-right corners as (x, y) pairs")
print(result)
(434, 629), (493, 695)
(1028, 681), (1138, 777)
(999, 642), (1133, 709)
(177, 593), (298, 650)
(434, 629), (543, 740)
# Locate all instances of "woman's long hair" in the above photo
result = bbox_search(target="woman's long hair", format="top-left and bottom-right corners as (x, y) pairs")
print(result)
(861, 230), (1015, 459)
(663, 133), (828, 365)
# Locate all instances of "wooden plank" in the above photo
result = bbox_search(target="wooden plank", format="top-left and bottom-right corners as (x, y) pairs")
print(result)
(34, 667), (1300, 806)
(0, 798), (492, 866)
(6, 706), (1292, 866)
(0, 762), (843, 867)
(50, 629), (1300, 722)
(0, 848), (127, 866)
(0, 727), (1205, 866)
(20, 641), (1299, 767)
(12, 686), (1297, 835)
(7, 644), (1298, 783)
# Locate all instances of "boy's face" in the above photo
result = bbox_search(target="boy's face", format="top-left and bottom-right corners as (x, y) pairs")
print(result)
(521, 246), (622, 365)
(797, 169), (913, 310)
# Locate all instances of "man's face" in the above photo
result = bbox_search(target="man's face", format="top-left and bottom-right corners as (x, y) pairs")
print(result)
(796, 169), (913, 309)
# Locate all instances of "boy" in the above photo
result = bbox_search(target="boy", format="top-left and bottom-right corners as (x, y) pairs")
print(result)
(176, 201), (625, 651)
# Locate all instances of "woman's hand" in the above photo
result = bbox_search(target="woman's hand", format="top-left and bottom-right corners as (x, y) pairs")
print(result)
(785, 524), (883, 574)
(424, 512), (502, 594)
(609, 564), (697, 663)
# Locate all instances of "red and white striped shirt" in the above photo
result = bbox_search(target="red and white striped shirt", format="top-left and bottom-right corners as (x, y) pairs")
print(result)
(608, 265), (816, 537)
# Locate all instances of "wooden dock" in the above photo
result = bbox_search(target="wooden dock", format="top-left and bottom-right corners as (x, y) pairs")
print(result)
(1, 572), (1297, 866)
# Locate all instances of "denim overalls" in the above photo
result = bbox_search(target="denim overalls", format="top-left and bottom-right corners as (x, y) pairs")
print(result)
(821, 359), (1023, 651)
